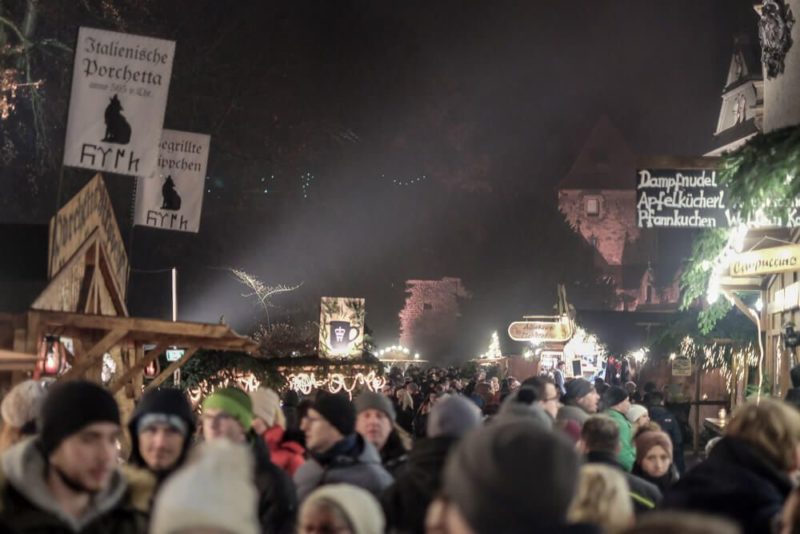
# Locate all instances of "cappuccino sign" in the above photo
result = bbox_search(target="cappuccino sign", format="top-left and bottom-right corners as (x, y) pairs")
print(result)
(729, 245), (800, 277)
(63, 27), (175, 177)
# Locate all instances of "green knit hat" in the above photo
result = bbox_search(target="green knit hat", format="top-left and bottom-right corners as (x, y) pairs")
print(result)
(202, 387), (253, 430)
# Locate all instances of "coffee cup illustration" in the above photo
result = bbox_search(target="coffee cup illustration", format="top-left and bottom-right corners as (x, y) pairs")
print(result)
(329, 321), (360, 351)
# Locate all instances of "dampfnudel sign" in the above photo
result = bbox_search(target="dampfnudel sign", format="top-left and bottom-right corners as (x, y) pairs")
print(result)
(636, 169), (728, 228)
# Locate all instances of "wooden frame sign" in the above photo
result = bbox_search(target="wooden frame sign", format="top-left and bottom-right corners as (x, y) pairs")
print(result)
(730, 245), (800, 277)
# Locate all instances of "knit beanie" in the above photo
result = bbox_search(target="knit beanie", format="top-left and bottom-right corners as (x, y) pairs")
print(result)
(150, 440), (259, 534)
(312, 392), (356, 436)
(1, 379), (46, 430)
(40, 380), (119, 457)
(249, 388), (281, 427)
(443, 419), (580, 533)
(603, 386), (628, 408)
(354, 392), (396, 422)
(301, 484), (385, 534)
(564, 379), (593, 401)
(203, 388), (253, 431)
(128, 388), (196, 468)
(635, 430), (673, 464)
(626, 404), (649, 424)
(428, 395), (481, 438)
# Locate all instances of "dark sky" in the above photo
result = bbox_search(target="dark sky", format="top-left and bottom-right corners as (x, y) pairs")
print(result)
(4, 0), (760, 359)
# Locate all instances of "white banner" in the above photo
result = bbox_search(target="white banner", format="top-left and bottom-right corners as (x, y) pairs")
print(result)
(63, 27), (175, 177)
(134, 130), (210, 233)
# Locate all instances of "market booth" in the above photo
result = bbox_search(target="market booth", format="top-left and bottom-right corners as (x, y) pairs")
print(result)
(0, 174), (257, 422)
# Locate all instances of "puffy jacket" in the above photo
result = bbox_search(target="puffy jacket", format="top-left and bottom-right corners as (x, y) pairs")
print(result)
(647, 405), (685, 474)
(0, 438), (153, 534)
(294, 434), (393, 502)
(662, 437), (792, 534)
(261, 425), (305, 476)
(604, 408), (635, 471)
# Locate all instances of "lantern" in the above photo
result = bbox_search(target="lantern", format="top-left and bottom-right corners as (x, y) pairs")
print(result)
(143, 358), (160, 379)
(36, 335), (65, 378)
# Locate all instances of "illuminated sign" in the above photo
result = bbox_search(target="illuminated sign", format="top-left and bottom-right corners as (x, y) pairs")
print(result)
(319, 297), (366, 357)
(729, 245), (800, 277)
(508, 316), (573, 342)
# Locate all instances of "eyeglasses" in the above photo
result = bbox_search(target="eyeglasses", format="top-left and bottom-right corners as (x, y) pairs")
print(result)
(545, 395), (561, 402)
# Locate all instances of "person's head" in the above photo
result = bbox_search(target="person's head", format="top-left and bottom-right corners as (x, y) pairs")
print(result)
(299, 484), (385, 534)
(648, 391), (665, 406)
(0, 379), (46, 452)
(427, 395), (481, 439)
(520, 377), (560, 417)
(603, 386), (630, 414)
(635, 430), (673, 479)
(302, 392), (355, 454)
(625, 404), (650, 430)
(564, 379), (599, 414)
(580, 415), (620, 455)
(442, 419), (580, 532)
(557, 361), (566, 370)
(624, 381), (637, 396)
(129, 388), (195, 475)
(567, 464), (634, 533)
(724, 399), (800, 473)
(354, 392), (396, 451)
(249, 387), (284, 434)
(621, 512), (741, 534)
(40, 380), (121, 494)
(150, 440), (259, 534)
(201, 387), (252, 443)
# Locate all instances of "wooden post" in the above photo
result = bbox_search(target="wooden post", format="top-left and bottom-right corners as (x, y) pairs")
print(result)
(60, 328), (128, 380)
(108, 343), (168, 394)
(693, 355), (702, 455)
(144, 347), (199, 392)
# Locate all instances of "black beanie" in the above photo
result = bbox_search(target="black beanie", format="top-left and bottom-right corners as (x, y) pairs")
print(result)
(603, 385), (629, 408)
(40, 380), (120, 457)
(312, 392), (355, 436)
(563, 378), (593, 401)
(128, 388), (196, 468)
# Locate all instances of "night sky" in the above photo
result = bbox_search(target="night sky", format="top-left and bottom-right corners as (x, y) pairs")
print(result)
(2, 1), (760, 360)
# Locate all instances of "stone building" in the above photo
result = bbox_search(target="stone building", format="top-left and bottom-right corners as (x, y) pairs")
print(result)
(398, 277), (469, 358)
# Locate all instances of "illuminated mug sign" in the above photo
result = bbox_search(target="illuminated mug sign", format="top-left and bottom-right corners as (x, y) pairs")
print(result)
(729, 245), (800, 277)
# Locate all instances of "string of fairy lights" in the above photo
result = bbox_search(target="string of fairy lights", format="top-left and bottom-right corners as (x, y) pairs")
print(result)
(381, 174), (428, 187)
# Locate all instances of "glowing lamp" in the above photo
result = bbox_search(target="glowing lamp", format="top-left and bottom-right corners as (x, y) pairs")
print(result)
(36, 335), (66, 378)
(143, 358), (160, 379)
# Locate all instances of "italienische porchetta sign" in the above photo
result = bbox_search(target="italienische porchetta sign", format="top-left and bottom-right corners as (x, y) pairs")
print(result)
(636, 169), (800, 228)
(63, 27), (175, 177)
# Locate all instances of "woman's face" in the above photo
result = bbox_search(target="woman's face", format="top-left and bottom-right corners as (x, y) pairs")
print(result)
(641, 445), (671, 478)
(299, 501), (353, 534)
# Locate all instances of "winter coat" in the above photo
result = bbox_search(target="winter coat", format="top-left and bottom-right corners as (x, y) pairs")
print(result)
(585, 450), (661, 514)
(261, 425), (305, 476)
(395, 406), (415, 434)
(0, 438), (153, 534)
(557, 403), (590, 428)
(380, 431), (409, 477)
(604, 408), (635, 471)
(631, 463), (679, 494)
(381, 436), (457, 534)
(662, 437), (793, 534)
(648, 405), (685, 474)
(293, 434), (393, 502)
(249, 432), (298, 534)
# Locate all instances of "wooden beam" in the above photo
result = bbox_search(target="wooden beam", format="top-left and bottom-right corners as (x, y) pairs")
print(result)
(60, 328), (129, 380)
(144, 347), (199, 392)
(724, 290), (760, 328)
(108, 343), (168, 394)
(35, 311), (237, 339)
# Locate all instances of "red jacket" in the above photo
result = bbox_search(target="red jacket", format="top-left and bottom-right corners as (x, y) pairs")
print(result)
(262, 425), (305, 476)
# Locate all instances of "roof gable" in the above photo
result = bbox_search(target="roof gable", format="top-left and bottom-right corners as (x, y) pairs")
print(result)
(558, 116), (637, 190)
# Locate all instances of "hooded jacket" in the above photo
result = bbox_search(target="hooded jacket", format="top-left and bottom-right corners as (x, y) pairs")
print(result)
(662, 437), (793, 534)
(0, 437), (153, 533)
(293, 433), (393, 502)
(248, 431), (298, 534)
(261, 425), (305, 476)
(604, 408), (636, 471)
(556, 403), (590, 427)
(381, 436), (456, 534)
(127, 388), (196, 484)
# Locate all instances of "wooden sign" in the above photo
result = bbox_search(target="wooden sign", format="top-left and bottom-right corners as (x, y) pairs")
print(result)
(672, 356), (692, 377)
(508, 316), (573, 342)
(730, 244), (800, 277)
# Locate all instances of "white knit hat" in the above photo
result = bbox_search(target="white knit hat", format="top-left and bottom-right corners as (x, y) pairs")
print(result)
(249, 387), (281, 427)
(1, 380), (45, 429)
(150, 440), (259, 534)
(301, 484), (385, 534)
(626, 404), (649, 424)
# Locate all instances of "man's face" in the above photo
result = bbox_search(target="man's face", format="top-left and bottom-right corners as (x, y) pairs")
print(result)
(615, 397), (631, 414)
(49, 422), (120, 493)
(202, 408), (246, 443)
(356, 408), (393, 451)
(138, 422), (185, 472)
(538, 383), (560, 419)
(301, 408), (343, 454)
(576, 389), (600, 413)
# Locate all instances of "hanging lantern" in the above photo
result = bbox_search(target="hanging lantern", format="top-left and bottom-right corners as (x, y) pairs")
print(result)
(143, 358), (160, 379)
(36, 335), (65, 378)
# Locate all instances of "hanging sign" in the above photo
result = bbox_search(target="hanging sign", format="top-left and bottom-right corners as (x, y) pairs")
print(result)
(134, 129), (210, 233)
(729, 244), (800, 277)
(508, 316), (573, 342)
(319, 297), (366, 358)
(63, 27), (175, 177)
(671, 356), (692, 377)
(166, 348), (185, 362)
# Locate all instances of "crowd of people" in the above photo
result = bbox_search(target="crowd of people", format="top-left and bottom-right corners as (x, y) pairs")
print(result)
(0, 364), (798, 534)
